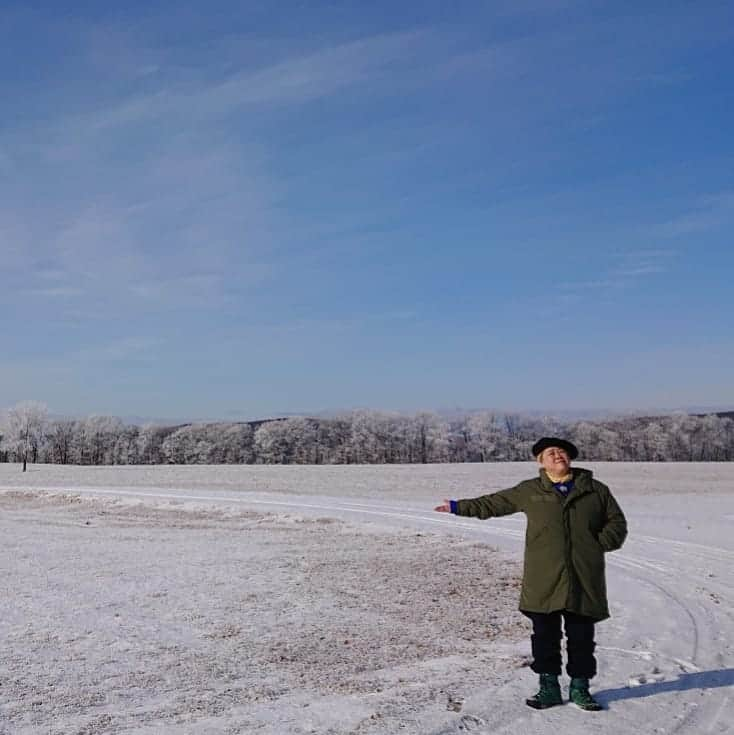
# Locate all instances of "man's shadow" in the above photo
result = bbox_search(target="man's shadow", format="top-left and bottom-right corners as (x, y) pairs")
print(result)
(597, 668), (734, 705)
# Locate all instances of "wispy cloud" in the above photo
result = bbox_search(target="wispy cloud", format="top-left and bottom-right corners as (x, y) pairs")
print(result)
(64, 30), (430, 136)
(653, 191), (734, 238)
(4, 29), (443, 322)
(2, 132), (280, 316)
(0, 334), (162, 380)
(1, 5), (732, 416)
(561, 186), (732, 296)
(610, 248), (676, 277)
(560, 248), (676, 292)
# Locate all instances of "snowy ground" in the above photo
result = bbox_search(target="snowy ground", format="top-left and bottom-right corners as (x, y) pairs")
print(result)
(1, 462), (732, 734)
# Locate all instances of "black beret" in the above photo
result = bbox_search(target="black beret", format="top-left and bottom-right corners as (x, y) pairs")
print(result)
(532, 437), (579, 460)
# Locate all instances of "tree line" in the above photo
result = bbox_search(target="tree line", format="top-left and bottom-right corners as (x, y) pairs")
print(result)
(1, 401), (732, 468)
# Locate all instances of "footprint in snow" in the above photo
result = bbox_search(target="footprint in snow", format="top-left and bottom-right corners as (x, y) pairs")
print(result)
(457, 714), (486, 731)
(432, 713), (485, 735)
(627, 667), (666, 687)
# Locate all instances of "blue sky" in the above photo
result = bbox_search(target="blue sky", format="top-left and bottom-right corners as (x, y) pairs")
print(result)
(1, 1), (732, 421)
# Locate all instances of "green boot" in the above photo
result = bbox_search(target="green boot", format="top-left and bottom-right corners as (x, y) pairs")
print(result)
(526, 673), (563, 709)
(569, 677), (602, 711)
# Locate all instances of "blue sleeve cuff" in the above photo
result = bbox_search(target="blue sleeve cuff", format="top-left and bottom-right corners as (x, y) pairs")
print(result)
(450, 500), (458, 514)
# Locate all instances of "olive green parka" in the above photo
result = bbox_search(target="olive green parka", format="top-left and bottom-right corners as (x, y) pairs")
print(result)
(455, 467), (627, 621)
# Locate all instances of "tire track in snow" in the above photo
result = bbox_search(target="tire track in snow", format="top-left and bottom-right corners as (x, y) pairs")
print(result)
(268, 496), (729, 735)
(607, 555), (701, 670)
(5, 486), (716, 674)
(6, 485), (731, 735)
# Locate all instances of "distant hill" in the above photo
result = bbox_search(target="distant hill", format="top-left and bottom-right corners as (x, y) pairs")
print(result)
(699, 411), (734, 420)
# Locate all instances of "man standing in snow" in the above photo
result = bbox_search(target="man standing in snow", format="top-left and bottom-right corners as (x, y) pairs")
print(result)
(435, 437), (627, 711)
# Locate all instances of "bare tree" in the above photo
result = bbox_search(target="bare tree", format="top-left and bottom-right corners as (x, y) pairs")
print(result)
(48, 419), (76, 464)
(407, 412), (449, 463)
(1, 401), (49, 472)
(2, 407), (732, 467)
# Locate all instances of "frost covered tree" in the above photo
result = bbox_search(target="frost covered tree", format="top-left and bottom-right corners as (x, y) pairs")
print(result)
(136, 424), (178, 464)
(347, 411), (391, 463)
(253, 420), (292, 464)
(642, 421), (671, 461)
(219, 423), (255, 464)
(286, 418), (320, 464)
(465, 412), (502, 462)
(316, 417), (351, 464)
(158, 422), (254, 464)
(2, 407), (732, 466)
(48, 419), (76, 464)
(113, 424), (141, 465)
(252, 418), (318, 464)
(405, 412), (449, 463)
(1, 401), (49, 471)
(568, 422), (623, 461)
(161, 424), (220, 464)
(79, 416), (125, 465)
(462, 412), (526, 461)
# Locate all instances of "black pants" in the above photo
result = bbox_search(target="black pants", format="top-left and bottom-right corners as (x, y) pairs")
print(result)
(522, 610), (597, 679)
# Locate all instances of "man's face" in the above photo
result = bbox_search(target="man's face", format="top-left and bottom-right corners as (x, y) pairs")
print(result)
(538, 446), (571, 475)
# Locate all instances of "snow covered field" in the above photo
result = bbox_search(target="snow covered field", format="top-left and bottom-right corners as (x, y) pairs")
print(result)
(1, 462), (732, 734)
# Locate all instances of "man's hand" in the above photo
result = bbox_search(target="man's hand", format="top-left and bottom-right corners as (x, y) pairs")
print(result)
(434, 498), (452, 513)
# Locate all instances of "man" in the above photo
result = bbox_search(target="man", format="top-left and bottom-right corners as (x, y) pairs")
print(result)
(435, 437), (627, 711)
